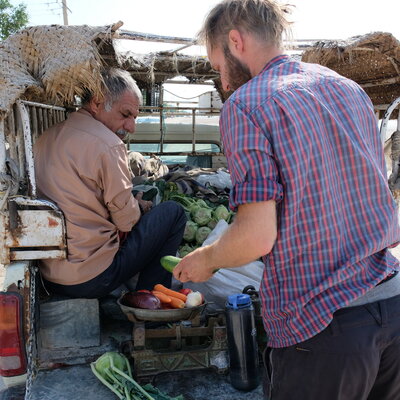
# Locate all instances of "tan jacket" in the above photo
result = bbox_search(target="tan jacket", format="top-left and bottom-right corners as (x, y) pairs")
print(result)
(34, 109), (140, 285)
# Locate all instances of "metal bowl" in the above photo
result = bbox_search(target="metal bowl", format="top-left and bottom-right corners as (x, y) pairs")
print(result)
(117, 294), (207, 322)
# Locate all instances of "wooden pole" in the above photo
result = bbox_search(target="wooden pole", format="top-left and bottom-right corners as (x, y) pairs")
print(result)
(62, 0), (69, 25)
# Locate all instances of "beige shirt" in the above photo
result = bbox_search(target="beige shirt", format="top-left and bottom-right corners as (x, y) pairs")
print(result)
(34, 109), (141, 285)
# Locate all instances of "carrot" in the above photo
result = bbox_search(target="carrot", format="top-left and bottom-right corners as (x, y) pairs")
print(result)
(153, 284), (187, 302)
(151, 290), (171, 304)
(168, 296), (185, 309)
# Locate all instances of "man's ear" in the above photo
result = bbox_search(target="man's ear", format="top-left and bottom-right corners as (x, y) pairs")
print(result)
(87, 97), (102, 114)
(228, 29), (245, 57)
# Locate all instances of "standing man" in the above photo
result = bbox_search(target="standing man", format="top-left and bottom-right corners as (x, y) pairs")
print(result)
(173, 1), (400, 399)
(34, 68), (186, 298)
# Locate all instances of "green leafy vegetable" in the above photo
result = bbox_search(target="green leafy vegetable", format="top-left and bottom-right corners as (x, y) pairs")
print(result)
(95, 352), (127, 379)
(194, 199), (211, 209)
(91, 352), (184, 400)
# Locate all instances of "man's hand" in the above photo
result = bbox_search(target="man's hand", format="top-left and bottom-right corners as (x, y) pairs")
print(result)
(174, 200), (277, 284)
(134, 192), (152, 214)
(173, 246), (217, 283)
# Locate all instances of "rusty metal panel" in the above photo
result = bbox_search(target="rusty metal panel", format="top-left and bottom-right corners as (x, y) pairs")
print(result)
(11, 250), (66, 261)
(5, 210), (65, 248)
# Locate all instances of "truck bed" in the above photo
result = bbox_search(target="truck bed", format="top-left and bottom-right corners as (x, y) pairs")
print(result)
(29, 365), (264, 400)
(28, 296), (266, 400)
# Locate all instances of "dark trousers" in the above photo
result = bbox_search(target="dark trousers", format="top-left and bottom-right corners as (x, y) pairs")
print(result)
(263, 294), (400, 400)
(44, 201), (187, 298)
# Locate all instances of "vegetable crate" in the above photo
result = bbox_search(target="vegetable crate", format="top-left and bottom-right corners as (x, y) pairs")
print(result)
(124, 314), (229, 380)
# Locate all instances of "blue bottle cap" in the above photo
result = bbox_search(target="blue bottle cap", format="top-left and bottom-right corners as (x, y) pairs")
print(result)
(226, 294), (252, 310)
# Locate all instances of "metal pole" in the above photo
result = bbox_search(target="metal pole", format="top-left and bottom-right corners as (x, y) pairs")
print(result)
(0, 119), (8, 206)
(62, 0), (69, 25)
(16, 101), (37, 198)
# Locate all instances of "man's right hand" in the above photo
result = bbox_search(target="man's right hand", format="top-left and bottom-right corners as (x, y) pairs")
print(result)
(134, 192), (153, 214)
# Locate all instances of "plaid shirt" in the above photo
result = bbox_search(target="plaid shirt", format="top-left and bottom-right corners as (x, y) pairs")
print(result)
(220, 55), (400, 347)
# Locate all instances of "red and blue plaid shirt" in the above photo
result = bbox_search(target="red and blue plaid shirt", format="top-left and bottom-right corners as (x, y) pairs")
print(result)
(220, 55), (400, 347)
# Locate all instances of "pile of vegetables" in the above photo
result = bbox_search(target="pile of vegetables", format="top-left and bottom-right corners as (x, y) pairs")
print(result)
(133, 178), (235, 256)
(121, 284), (204, 310)
(91, 351), (183, 400)
(168, 194), (234, 256)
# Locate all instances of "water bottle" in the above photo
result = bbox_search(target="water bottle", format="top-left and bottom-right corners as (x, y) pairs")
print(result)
(225, 293), (260, 391)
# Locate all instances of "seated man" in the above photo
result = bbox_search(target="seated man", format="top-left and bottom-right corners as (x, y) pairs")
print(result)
(34, 67), (186, 298)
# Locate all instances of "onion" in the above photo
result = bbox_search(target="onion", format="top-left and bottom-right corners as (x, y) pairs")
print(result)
(122, 292), (161, 310)
(185, 291), (204, 307)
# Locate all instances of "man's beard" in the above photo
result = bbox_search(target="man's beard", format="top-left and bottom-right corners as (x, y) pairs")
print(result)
(116, 129), (129, 140)
(223, 45), (252, 91)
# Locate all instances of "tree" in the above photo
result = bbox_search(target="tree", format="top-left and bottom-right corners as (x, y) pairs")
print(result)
(0, 0), (28, 40)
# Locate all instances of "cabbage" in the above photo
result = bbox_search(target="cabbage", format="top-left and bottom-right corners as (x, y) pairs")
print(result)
(192, 207), (212, 226)
(195, 226), (212, 245)
(207, 218), (218, 230)
(213, 204), (230, 221)
(183, 220), (198, 242)
(189, 204), (201, 218)
(195, 199), (211, 209)
(179, 244), (194, 257)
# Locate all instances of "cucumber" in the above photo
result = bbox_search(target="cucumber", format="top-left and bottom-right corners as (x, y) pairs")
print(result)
(160, 256), (182, 273)
(160, 255), (220, 274)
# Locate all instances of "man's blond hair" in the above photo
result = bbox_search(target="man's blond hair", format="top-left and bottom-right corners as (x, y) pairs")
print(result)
(198, 0), (291, 49)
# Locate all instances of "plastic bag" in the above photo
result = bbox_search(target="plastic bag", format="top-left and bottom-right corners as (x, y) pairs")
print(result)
(183, 220), (264, 311)
(195, 169), (232, 190)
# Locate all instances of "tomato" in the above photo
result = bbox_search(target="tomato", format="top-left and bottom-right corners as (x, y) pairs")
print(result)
(179, 288), (192, 296)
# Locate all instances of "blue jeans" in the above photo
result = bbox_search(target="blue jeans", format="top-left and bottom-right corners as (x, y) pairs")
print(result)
(263, 293), (400, 400)
(44, 201), (187, 298)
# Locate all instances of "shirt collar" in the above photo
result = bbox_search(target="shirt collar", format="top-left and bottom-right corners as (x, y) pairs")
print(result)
(260, 54), (291, 75)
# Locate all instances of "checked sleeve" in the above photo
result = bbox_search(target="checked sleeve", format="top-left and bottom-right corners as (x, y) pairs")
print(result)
(220, 100), (283, 211)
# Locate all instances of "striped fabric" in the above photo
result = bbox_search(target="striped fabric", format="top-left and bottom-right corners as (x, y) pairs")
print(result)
(220, 55), (400, 347)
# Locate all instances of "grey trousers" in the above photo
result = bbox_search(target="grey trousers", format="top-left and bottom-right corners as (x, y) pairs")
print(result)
(263, 293), (400, 400)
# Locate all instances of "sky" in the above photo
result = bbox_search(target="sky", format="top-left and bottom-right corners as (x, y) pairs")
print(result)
(14, 0), (400, 41)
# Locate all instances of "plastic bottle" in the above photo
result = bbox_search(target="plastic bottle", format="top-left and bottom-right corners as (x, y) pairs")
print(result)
(225, 293), (260, 391)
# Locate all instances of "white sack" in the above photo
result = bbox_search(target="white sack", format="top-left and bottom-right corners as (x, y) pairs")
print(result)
(183, 220), (264, 311)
